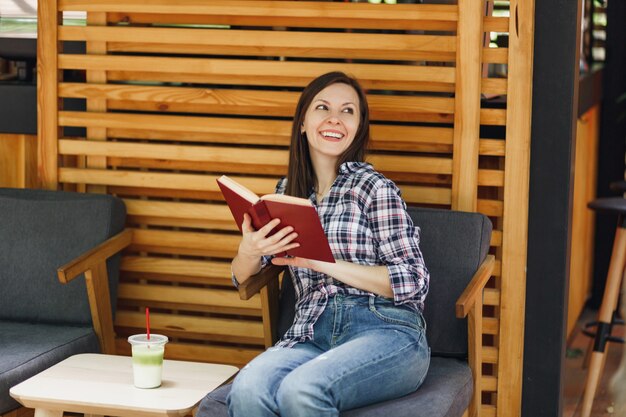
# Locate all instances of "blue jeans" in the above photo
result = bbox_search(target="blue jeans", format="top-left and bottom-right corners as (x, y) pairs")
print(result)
(227, 294), (430, 417)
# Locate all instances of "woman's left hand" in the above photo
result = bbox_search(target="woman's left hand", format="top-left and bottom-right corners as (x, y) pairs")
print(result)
(270, 256), (326, 272)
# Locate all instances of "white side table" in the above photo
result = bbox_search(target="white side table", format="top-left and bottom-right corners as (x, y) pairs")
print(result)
(10, 353), (238, 417)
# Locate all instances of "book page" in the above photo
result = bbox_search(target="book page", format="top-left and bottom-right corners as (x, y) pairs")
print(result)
(217, 175), (259, 204)
(261, 193), (312, 207)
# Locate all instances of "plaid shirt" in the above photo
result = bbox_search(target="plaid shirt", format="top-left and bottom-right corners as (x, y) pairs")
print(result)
(235, 162), (429, 347)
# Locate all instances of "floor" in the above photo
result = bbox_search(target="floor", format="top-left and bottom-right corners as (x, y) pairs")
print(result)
(564, 308), (626, 417)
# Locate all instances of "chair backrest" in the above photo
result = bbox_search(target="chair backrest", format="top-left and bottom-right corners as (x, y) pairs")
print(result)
(278, 207), (492, 358)
(0, 188), (126, 326)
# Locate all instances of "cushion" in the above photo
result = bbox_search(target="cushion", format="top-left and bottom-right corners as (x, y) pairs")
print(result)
(197, 357), (472, 417)
(0, 320), (99, 414)
(412, 207), (492, 358)
(0, 188), (126, 325)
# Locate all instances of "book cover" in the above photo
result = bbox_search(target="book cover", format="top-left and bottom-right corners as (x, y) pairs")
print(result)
(217, 175), (335, 263)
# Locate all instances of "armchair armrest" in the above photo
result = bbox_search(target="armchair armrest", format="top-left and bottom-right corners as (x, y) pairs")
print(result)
(454, 254), (495, 417)
(56, 228), (133, 354)
(455, 255), (495, 318)
(58, 229), (133, 283)
(238, 264), (286, 300)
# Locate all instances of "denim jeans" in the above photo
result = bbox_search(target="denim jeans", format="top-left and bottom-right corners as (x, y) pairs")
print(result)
(227, 294), (430, 417)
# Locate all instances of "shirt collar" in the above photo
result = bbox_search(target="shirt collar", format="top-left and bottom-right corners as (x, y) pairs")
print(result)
(338, 161), (372, 175)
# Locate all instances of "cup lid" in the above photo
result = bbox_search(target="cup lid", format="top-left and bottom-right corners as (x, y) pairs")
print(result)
(128, 334), (168, 345)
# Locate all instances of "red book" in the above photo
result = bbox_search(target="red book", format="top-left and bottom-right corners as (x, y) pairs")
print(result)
(217, 175), (335, 263)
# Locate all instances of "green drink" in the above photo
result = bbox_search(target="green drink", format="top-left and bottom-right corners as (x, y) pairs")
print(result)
(128, 334), (168, 388)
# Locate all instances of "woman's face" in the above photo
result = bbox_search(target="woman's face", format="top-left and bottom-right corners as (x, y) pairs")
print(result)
(301, 83), (361, 166)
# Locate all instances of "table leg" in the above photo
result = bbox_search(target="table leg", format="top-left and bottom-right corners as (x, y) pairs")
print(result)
(33, 410), (63, 417)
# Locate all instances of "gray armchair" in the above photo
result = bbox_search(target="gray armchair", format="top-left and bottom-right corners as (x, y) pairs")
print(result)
(199, 207), (494, 417)
(0, 188), (131, 415)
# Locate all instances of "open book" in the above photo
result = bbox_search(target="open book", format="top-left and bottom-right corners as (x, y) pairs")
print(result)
(217, 175), (335, 263)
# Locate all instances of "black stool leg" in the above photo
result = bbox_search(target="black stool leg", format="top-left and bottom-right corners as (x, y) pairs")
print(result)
(581, 217), (626, 417)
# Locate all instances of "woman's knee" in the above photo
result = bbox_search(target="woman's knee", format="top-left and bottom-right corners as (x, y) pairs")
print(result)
(228, 367), (273, 412)
(276, 372), (332, 413)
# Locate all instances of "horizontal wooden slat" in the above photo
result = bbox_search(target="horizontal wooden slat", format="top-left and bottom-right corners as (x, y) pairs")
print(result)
(107, 12), (459, 31)
(131, 228), (239, 255)
(483, 317), (499, 335)
(477, 199), (504, 217)
(69, 120), (456, 154)
(477, 169), (504, 186)
(115, 310), (264, 339)
(59, 167), (452, 206)
(483, 346), (498, 364)
(60, 1), (459, 30)
(479, 108), (506, 126)
(60, 84), (455, 122)
(60, 139), (453, 176)
(115, 337), (259, 367)
(60, 111), (291, 142)
(483, 16), (509, 33)
(124, 200), (236, 230)
(371, 126), (454, 153)
(121, 255), (233, 280)
(482, 375), (498, 391)
(481, 405), (497, 417)
(59, 139), (289, 166)
(484, 288), (500, 306)
(106, 69), (456, 93)
(60, 26), (457, 61)
(59, 55), (456, 92)
(479, 138), (506, 156)
(368, 155), (452, 175)
(482, 47), (508, 64)
(118, 283), (260, 310)
(481, 78), (508, 96)
(491, 230), (503, 247)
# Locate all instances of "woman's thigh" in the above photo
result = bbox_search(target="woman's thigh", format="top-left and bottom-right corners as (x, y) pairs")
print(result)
(280, 322), (430, 411)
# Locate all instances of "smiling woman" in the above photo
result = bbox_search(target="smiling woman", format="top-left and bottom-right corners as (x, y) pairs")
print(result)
(213, 71), (431, 417)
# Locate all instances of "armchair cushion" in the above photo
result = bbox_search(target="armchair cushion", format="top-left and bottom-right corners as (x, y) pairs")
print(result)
(0, 188), (126, 325)
(411, 207), (492, 358)
(198, 357), (472, 417)
(0, 320), (99, 413)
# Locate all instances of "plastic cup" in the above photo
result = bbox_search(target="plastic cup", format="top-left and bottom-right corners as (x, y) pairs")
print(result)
(127, 334), (168, 388)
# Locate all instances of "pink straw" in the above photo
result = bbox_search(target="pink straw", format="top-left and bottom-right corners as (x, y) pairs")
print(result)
(146, 307), (151, 340)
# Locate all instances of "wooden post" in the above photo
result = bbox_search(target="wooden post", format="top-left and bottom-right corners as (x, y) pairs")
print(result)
(37, 0), (60, 189)
(452, 0), (484, 212)
(498, 0), (535, 415)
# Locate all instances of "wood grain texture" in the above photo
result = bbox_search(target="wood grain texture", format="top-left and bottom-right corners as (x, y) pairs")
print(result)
(451, 0), (483, 212)
(497, 0), (535, 415)
(37, 0), (59, 189)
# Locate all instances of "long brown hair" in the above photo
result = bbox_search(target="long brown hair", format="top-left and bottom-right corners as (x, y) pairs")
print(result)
(285, 71), (370, 198)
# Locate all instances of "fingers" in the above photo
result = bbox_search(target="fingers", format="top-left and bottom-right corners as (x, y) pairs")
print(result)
(241, 213), (254, 233)
(258, 218), (281, 236)
(239, 217), (301, 258)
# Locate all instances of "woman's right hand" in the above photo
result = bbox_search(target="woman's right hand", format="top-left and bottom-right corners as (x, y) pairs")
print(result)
(238, 213), (300, 259)
(232, 214), (300, 284)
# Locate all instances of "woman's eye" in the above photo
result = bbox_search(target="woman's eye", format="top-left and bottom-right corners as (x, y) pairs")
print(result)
(315, 104), (328, 111)
(342, 107), (355, 114)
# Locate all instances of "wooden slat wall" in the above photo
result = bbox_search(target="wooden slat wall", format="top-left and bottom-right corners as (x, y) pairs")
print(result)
(38, 1), (534, 415)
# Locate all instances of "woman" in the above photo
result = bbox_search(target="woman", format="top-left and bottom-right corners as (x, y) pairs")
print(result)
(228, 71), (429, 416)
